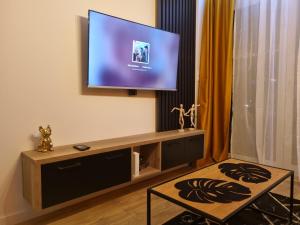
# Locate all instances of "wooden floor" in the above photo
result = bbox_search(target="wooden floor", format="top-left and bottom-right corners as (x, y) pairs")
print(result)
(18, 167), (300, 225)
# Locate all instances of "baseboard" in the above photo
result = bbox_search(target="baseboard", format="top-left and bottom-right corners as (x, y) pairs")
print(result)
(0, 210), (42, 225)
(0, 205), (60, 225)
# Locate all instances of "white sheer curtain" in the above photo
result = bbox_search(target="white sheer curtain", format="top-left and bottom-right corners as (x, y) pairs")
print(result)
(231, 0), (300, 177)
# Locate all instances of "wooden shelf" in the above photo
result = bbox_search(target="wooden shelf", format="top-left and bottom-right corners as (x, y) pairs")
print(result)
(132, 167), (161, 182)
(22, 129), (204, 164)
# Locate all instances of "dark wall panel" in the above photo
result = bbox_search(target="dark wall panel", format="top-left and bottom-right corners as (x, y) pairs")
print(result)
(156, 0), (196, 131)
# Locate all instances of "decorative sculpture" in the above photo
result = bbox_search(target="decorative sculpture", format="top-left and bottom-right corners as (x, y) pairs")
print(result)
(37, 125), (53, 152)
(219, 163), (272, 183)
(171, 104), (186, 131)
(184, 104), (200, 129)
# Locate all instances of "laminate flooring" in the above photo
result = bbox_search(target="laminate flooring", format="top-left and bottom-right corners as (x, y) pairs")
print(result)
(18, 167), (300, 225)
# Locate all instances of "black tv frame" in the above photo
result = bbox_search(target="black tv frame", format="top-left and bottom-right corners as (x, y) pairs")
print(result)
(87, 9), (180, 92)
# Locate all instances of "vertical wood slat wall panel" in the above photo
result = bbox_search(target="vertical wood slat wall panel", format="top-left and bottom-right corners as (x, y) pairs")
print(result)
(156, 0), (196, 131)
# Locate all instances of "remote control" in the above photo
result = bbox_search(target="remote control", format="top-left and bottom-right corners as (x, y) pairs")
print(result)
(73, 145), (90, 151)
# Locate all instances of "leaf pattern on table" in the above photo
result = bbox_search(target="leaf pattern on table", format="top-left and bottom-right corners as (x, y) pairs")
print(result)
(165, 193), (300, 225)
(174, 178), (251, 204)
(218, 163), (272, 183)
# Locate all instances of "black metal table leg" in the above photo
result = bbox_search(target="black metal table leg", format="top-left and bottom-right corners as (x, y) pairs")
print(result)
(290, 172), (294, 224)
(147, 189), (151, 225)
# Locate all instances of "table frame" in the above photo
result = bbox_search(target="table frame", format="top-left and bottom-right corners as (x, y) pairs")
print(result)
(147, 162), (294, 225)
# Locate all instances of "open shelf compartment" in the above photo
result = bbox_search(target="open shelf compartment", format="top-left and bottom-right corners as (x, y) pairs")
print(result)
(131, 142), (161, 181)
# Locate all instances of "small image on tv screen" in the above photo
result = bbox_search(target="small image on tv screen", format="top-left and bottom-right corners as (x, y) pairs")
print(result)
(132, 40), (150, 64)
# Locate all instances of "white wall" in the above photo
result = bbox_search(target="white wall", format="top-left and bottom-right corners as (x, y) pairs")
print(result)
(0, 1), (156, 224)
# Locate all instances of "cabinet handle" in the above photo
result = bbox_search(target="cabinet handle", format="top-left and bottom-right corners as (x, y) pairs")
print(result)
(57, 162), (81, 170)
(105, 153), (124, 160)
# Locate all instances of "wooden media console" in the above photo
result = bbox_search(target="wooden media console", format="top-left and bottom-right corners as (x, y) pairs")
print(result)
(22, 129), (204, 210)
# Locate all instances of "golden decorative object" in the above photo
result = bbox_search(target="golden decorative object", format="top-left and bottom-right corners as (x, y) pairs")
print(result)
(37, 125), (53, 152)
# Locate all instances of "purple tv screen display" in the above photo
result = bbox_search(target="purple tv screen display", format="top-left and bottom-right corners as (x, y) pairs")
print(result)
(88, 10), (180, 90)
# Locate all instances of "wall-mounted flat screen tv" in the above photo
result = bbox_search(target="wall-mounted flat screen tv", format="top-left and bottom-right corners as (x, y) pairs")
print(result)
(88, 10), (180, 91)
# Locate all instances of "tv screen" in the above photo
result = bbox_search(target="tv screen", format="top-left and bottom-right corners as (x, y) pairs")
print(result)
(88, 10), (180, 91)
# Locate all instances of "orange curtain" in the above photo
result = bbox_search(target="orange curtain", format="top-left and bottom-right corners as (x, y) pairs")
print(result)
(197, 0), (235, 164)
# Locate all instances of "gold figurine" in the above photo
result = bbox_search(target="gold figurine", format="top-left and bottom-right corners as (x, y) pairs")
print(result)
(184, 104), (200, 129)
(171, 104), (186, 131)
(37, 125), (53, 152)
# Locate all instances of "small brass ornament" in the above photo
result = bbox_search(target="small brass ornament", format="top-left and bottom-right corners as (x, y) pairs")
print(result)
(37, 125), (53, 152)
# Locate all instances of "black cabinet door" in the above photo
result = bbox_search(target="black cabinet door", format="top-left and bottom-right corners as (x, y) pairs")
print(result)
(41, 148), (131, 208)
(161, 138), (186, 170)
(185, 135), (204, 162)
(161, 135), (204, 171)
(41, 157), (89, 208)
(99, 149), (131, 189)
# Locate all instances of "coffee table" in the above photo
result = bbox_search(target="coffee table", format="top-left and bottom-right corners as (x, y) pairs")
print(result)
(147, 158), (294, 224)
